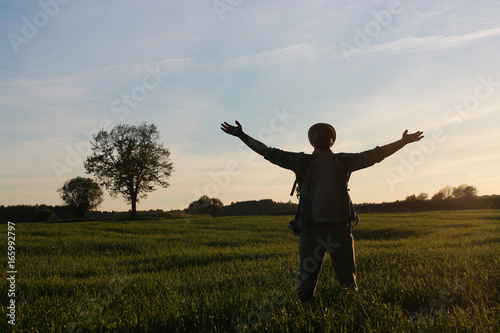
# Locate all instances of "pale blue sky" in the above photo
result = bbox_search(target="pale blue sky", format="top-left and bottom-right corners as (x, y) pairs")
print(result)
(1, 0), (499, 212)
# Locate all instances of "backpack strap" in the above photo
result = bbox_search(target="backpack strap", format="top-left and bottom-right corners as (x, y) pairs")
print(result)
(290, 179), (298, 196)
(333, 153), (359, 229)
(290, 153), (313, 196)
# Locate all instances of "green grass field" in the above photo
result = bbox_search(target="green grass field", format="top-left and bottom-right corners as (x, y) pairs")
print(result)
(1, 210), (499, 332)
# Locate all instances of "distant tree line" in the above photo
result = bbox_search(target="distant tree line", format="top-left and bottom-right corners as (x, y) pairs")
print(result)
(1, 184), (498, 223)
(220, 199), (298, 216)
(356, 184), (497, 213)
(355, 195), (500, 213)
(0, 205), (133, 223)
(404, 184), (478, 202)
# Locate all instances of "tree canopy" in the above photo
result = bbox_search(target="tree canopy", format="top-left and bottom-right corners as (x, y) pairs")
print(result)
(452, 184), (478, 199)
(186, 196), (224, 217)
(84, 122), (174, 216)
(431, 185), (453, 200)
(57, 177), (104, 217)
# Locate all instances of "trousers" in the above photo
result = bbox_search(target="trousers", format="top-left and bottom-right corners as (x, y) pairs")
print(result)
(297, 223), (357, 302)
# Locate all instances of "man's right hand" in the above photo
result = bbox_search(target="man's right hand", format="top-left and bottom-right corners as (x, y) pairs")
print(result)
(221, 121), (243, 137)
(220, 120), (269, 156)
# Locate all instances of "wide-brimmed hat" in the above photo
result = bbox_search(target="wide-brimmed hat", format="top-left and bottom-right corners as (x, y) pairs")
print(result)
(308, 123), (336, 146)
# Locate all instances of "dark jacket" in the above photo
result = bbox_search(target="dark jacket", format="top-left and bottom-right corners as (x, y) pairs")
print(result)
(264, 147), (386, 235)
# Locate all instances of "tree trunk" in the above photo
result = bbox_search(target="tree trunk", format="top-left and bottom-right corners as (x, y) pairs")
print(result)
(131, 193), (137, 217)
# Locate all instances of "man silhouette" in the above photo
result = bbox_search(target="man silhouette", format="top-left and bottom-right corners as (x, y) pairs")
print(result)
(221, 120), (423, 303)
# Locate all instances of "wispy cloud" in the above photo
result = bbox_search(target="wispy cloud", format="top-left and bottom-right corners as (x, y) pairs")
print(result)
(220, 43), (323, 68)
(9, 78), (89, 102)
(363, 27), (500, 56)
(0, 57), (198, 112)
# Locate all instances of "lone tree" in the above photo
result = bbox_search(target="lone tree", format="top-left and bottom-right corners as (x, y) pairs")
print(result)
(84, 122), (174, 216)
(58, 177), (104, 217)
(186, 196), (224, 217)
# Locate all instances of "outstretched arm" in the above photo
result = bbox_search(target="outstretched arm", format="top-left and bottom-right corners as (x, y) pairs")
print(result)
(380, 130), (424, 158)
(221, 121), (269, 157)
